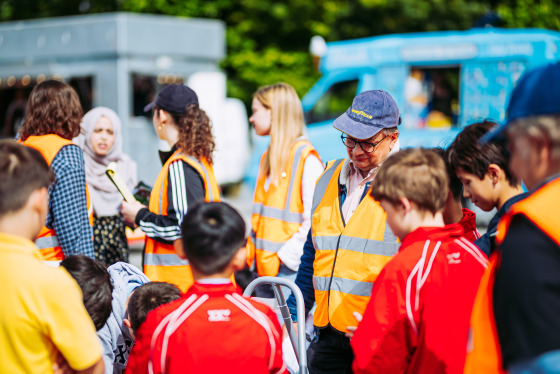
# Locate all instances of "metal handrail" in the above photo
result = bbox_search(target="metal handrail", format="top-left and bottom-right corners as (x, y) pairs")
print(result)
(243, 276), (307, 374)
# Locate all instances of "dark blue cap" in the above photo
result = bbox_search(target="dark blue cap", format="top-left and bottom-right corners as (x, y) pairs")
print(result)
(333, 90), (400, 140)
(144, 84), (198, 114)
(482, 63), (560, 143)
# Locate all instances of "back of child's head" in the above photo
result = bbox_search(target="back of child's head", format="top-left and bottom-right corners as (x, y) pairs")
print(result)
(433, 147), (463, 202)
(180, 201), (246, 276)
(60, 255), (113, 331)
(371, 148), (449, 215)
(127, 282), (181, 333)
(0, 140), (54, 218)
(447, 120), (519, 186)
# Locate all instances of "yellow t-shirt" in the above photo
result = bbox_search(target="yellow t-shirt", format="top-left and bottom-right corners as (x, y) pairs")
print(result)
(0, 233), (102, 373)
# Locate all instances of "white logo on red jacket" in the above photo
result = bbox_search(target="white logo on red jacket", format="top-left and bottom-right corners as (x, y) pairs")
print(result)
(208, 309), (231, 322)
(447, 252), (461, 264)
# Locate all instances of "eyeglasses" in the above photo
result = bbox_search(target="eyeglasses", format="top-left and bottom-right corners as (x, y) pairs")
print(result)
(341, 134), (388, 153)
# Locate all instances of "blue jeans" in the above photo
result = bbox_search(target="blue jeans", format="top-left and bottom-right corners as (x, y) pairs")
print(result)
(510, 350), (560, 374)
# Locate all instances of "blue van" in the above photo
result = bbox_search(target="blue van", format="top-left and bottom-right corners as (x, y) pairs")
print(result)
(246, 28), (560, 185)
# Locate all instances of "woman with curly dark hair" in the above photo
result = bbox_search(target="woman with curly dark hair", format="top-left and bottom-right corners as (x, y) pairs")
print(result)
(121, 84), (220, 291)
(19, 79), (95, 263)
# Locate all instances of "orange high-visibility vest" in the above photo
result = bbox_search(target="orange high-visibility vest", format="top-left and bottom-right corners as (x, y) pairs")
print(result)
(247, 140), (320, 276)
(311, 159), (400, 333)
(464, 178), (560, 373)
(143, 151), (221, 292)
(22, 134), (93, 261)
(463, 251), (505, 374)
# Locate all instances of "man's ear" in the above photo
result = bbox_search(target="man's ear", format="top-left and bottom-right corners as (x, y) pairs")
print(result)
(388, 132), (399, 148)
(231, 246), (247, 272)
(123, 318), (132, 329)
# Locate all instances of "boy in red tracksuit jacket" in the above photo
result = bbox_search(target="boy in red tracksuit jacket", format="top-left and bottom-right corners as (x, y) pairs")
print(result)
(126, 202), (287, 374)
(351, 148), (487, 374)
(433, 147), (481, 243)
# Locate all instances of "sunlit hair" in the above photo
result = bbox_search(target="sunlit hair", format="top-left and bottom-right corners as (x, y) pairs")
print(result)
(155, 103), (215, 165)
(371, 148), (449, 215)
(19, 80), (83, 141)
(508, 114), (560, 164)
(254, 83), (305, 184)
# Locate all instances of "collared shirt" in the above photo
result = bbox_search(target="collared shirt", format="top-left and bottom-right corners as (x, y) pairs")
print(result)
(48, 144), (94, 258)
(340, 139), (400, 221)
(0, 232), (102, 373)
(341, 161), (378, 221)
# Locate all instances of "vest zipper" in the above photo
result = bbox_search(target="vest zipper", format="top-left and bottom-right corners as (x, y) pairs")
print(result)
(326, 234), (343, 320)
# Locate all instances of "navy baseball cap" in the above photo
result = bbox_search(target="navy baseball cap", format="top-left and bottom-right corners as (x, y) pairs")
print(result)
(482, 63), (560, 143)
(144, 84), (199, 114)
(333, 90), (400, 140)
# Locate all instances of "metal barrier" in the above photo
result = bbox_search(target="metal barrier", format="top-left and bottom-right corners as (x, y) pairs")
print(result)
(243, 276), (308, 374)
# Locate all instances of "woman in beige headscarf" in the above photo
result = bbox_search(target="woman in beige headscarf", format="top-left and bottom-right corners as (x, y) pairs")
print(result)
(75, 107), (137, 265)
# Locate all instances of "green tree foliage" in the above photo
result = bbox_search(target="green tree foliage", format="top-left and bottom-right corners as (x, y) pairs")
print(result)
(0, 0), (558, 107)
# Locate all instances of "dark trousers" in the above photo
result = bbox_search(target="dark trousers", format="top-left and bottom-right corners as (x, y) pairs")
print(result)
(307, 326), (354, 374)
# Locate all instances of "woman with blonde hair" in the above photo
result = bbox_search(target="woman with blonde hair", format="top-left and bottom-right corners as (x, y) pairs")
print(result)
(121, 84), (220, 292)
(248, 82), (323, 292)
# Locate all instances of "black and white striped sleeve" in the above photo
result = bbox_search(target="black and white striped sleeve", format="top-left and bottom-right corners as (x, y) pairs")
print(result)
(136, 160), (205, 244)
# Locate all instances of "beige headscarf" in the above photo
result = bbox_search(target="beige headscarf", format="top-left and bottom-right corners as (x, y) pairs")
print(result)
(74, 107), (137, 217)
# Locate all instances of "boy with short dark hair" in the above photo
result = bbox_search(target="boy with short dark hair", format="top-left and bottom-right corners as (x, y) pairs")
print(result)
(61, 255), (151, 374)
(126, 202), (286, 374)
(124, 282), (181, 336)
(0, 141), (103, 373)
(60, 255), (114, 331)
(433, 147), (480, 242)
(447, 120), (527, 255)
(351, 148), (487, 374)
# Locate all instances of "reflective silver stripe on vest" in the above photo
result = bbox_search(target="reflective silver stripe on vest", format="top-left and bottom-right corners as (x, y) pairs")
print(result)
(186, 156), (215, 201)
(251, 143), (309, 224)
(35, 236), (59, 249)
(314, 234), (399, 256)
(158, 172), (165, 214)
(256, 205), (303, 224)
(253, 202), (264, 215)
(311, 158), (344, 218)
(144, 253), (189, 266)
(283, 143), (308, 211)
(254, 237), (284, 253)
(313, 275), (373, 297)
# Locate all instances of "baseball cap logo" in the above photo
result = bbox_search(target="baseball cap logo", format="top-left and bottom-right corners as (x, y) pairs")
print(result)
(351, 109), (373, 119)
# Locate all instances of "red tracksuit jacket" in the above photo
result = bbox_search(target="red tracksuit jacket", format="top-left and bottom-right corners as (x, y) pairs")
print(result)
(351, 224), (487, 374)
(459, 208), (481, 243)
(126, 281), (287, 374)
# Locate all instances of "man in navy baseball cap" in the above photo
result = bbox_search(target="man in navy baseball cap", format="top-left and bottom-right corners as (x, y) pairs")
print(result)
(469, 63), (560, 374)
(286, 89), (401, 374)
(144, 84), (198, 114)
(332, 89), (401, 178)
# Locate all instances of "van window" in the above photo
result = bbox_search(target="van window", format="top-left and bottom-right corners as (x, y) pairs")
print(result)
(404, 67), (459, 129)
(305, 79), (358, 124)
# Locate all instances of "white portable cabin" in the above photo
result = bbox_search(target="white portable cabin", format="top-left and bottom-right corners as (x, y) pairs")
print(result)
(0, 12), (249, 186)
